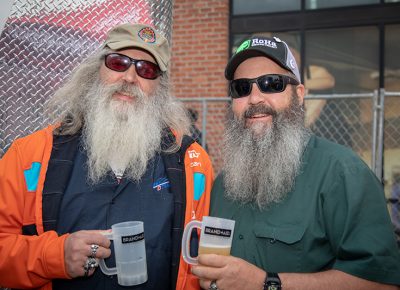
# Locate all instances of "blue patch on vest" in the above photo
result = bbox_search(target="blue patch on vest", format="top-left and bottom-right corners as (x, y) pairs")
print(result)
(153, 177), (170, 191)
(24, 162), (41, 192)
(193, 172), (205, 201)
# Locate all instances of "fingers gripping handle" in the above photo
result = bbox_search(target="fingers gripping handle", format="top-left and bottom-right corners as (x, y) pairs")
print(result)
(181, 220), (202, 265)
(99, 231), (118, 275)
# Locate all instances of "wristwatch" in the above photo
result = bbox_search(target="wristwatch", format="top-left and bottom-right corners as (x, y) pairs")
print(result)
(264, 272), (282, 290)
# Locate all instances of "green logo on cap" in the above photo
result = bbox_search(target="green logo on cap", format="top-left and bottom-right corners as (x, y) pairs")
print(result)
(235, 40), (251, 54)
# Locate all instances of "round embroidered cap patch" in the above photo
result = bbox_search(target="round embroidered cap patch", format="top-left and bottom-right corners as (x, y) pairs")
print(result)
(138, 27), (156, 43)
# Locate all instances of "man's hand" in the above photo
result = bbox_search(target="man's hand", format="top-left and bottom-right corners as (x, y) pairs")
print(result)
(191, 254), (266, 290)
(192, 255), (400, 290)
(64, 230), (111, 278)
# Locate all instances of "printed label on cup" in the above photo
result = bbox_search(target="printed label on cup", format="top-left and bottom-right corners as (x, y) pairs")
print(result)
(181, 216), (235, 265)
(99, 221), (148, 286)
(204, 226), (232, 237)
(121, 232), (144, 244)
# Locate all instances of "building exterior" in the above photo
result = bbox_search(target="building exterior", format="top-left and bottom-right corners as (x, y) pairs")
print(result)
(172, 0), (230, 173)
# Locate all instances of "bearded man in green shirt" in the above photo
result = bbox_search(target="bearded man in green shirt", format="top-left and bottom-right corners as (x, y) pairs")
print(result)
(191, 35), (400, 290)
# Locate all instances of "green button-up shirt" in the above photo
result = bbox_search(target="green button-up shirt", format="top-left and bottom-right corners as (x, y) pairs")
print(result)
(210, 135), (400, 285)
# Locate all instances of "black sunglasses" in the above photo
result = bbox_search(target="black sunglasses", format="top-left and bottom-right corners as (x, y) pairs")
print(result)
(230, 74), (299, 99)
(104, 53), (162, 80)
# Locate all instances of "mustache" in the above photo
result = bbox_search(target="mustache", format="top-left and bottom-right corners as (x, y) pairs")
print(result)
(244, 104), (277, 119)
(104, 82), (146, 99)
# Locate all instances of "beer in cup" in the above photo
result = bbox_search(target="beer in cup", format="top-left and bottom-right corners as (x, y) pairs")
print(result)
(99, 221), (147, 286)
(181, 216), (235, 264)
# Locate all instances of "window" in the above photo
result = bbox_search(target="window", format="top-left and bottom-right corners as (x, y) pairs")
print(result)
(305, 26), (379, 93)
(385, 25), (400, 91)
(306, 0), (379, 9)
(232, 0), (300, 15)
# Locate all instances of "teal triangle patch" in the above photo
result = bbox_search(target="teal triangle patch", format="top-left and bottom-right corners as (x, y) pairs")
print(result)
(193, 172), (205, 201)
(24, 162), (41, 192)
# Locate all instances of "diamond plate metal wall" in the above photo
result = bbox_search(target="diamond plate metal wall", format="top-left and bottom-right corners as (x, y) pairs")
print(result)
(0, 0), (173, 156)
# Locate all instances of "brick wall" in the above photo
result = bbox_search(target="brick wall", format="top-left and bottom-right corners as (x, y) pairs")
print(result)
(171, 0), (230, 173)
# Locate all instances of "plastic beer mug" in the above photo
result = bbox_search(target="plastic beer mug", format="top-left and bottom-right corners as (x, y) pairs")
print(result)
(99, 221), (148, 286)
(181, 216), (235, 264)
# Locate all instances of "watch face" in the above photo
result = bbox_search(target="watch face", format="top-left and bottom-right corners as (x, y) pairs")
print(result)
(266, 273), (281, 290)
(267, 280), (281, 290)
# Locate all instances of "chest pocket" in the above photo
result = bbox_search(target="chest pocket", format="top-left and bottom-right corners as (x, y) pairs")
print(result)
(253, 223), (305, 272)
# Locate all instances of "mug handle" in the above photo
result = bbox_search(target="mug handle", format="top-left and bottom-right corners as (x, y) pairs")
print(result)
(98, 231), (118, 275)
(181, 220), (202, 265)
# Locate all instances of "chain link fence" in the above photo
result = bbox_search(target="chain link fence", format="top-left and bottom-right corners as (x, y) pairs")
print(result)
(383, 92), (400, 246)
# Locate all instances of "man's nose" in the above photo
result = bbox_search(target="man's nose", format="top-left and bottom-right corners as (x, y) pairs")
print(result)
(121, 64), (139, 83)
(248, 83), (265, 105)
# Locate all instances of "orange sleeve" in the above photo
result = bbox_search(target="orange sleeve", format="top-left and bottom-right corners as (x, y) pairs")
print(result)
(176, 142), (214, 290)
(0, 140), (70, 288)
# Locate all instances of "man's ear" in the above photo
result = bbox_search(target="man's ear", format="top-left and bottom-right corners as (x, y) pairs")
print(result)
(295, 84), (306, 105)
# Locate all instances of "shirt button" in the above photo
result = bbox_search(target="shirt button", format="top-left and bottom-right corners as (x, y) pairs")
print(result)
(239, 234), (244, 239)
(270, 238), (276, 244)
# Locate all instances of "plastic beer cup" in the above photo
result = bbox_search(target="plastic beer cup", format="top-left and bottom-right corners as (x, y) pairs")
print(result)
(99, 221), (147, 286)
(181, 216), (235, 265)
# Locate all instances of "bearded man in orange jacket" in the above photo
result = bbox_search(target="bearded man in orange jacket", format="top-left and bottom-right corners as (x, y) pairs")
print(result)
(0, 23), (213, 290)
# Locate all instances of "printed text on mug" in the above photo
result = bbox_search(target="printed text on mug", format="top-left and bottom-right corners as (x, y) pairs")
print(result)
(121, 232), (145, 244)
(204, 226), (231, 238)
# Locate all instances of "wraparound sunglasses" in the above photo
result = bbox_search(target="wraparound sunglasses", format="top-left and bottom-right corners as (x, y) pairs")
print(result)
(230, 74), (299, 99)
(104, 53), (162, 80)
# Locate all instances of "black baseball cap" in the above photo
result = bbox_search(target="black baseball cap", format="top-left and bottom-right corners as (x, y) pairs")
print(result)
(225, 36), (300, 82)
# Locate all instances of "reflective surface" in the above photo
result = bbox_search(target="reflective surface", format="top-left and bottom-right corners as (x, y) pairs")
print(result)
(0, 0), (173, 156)
(232, 0), (300, 15)
(306, 0), (379, 9)
(305, 26), (379, 93)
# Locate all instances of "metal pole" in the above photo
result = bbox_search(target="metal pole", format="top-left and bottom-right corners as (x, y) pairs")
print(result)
(371, 89), (379, 174)
(376, 88), (385, 182)
(201, 99), (207, 149)
(305, 93), (374, 100)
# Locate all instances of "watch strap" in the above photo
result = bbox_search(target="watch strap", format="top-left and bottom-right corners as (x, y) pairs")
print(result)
(263, 272), (281, 290)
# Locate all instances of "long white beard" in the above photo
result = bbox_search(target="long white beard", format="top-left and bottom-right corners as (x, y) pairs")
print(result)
(222, 94), (311, 209)
(82, 80), (165, 184)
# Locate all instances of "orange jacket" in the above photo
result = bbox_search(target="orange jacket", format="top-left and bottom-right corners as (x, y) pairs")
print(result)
(0, 126), (214, 290)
